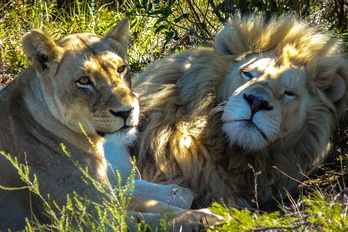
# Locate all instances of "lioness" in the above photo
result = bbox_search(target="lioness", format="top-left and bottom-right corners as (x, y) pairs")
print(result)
(0, 19), (220, 230)
(133, 15), (348, 208)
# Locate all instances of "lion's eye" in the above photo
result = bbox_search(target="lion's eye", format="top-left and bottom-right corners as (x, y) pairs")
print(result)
(284, 90), (296, 99)
(241, 70), (253, 80)
(117, 65), (126, 73)
(76, 76), (93, 87)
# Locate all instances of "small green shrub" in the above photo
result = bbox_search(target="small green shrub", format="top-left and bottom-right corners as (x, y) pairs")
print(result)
(209, 191), (348, 232)
(0, 147), (135, 231)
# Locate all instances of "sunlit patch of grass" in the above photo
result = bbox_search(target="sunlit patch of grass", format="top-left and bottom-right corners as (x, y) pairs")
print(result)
(0, 0), (172, 81)
(209, 190), (348, 231)
(0, 0), (126, 80)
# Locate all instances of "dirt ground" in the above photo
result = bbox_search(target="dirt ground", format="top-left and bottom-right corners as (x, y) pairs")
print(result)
(302, 134), (348, 196)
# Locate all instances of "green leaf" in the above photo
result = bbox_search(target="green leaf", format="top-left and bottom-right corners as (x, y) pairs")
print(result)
(154, 24), (168, 34)
(66, 194), (74, 211)
(155, 17), (167, 26)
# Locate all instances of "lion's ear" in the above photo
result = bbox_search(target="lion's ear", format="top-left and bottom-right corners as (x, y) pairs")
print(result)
(321, 60), (348, 106)
(214, 26), (245, 56)
(22, 30), (59, 73)
(103, 18), (130, 58)
(324, 74), (346, 104)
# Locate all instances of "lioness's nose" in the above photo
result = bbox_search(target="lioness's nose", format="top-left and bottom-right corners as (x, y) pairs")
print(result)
(109, 108), (133, 120)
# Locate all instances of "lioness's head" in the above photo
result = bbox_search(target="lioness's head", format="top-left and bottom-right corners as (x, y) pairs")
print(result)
(22, 18), (139, 144)
(216, 15), (348, 152)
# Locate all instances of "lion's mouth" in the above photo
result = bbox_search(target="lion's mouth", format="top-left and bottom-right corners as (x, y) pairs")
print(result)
(236, 119), (269, 142)
(97, 131), (106, 137)
(97, 126), (135, 137)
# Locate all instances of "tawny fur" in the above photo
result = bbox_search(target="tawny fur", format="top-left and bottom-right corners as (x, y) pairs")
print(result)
(134, 15), (348, 208)
(0, 19), (141, 230)
(0, 19), (224, 231)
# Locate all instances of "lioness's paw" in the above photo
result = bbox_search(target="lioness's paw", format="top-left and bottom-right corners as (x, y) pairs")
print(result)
(133, 180), (194, 210)
(167, 209), (223, 231)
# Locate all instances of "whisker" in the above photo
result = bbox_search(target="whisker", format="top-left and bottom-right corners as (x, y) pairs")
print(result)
(208, 101), (226, 116)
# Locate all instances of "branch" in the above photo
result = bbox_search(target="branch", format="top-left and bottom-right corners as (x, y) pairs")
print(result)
(186, 0), (211, 38)
(272, 166), (309, 187)
(208, 0), (225, 24)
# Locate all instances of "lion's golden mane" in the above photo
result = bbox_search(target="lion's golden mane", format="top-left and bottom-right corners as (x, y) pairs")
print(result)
(134, 15), (348, 208)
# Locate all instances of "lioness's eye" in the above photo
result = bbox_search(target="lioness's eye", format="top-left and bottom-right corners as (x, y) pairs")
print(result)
(76, 76), (93, 86)
(241, 70), (253, 80)
(117, 65), (126, 73)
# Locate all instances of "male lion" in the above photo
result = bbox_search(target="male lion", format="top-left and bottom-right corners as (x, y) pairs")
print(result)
(0, 19), (220, 231)
(133, 15), (348, 209)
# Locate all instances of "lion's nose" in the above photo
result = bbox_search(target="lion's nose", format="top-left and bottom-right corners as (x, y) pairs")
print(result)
(109, 108), (133, 121)
(243, 93), (273, 116)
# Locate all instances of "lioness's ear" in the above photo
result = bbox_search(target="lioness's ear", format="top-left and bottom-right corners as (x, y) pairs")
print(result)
(23, 30), (58, 72)
(103, 18), (130, 58)
(214, 26), (246, 56)
(22, 30), (59, 73)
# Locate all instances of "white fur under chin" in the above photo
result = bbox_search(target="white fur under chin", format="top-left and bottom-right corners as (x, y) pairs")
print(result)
(222, 121), (269, 152)
(105, 127), (138, 145)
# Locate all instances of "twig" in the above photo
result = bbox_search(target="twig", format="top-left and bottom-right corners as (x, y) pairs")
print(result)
(208, 0), (225, 23)
(273, 166), (309, 187)
(186, 0), (211, 38)
(190, 0), (216, 33)
(248, 164), (261, 213)
(251, 221), (310, 231)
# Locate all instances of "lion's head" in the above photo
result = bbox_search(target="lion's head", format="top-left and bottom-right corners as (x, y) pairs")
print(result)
(134, 15), (348, 208)
(221, 53), (310, 151)
(216, 17), (347, 155)
(22, 18), (139, 145)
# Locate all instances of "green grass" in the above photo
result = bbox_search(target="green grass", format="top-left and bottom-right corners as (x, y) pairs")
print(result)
(0, 1), (347, 231)
(2, 145), (347, 231)
(0, 142), (137, 231)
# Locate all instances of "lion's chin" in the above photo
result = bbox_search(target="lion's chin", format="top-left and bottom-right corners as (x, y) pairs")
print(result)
(222, 121), (269, 152)
(98, 127), (138, 145)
